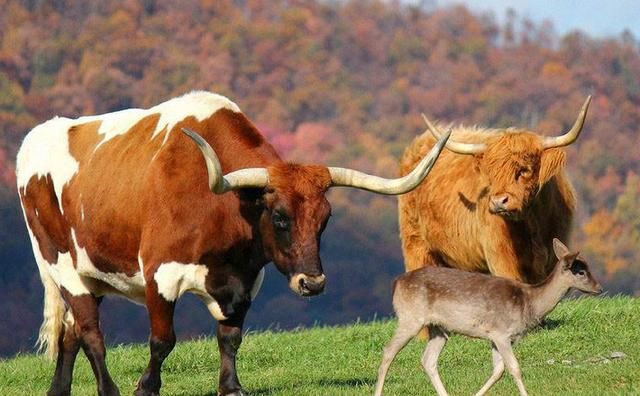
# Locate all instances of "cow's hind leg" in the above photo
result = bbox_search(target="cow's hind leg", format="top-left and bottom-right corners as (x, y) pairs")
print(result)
(47, 313), (81, 396)
(61, 290), (119, 396)
(135, 283), (176, 396)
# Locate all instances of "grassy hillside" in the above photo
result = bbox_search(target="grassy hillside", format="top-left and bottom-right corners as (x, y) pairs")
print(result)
(0, 296), (638, 395)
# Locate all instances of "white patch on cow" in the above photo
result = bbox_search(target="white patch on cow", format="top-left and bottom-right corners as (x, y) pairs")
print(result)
(23, 225), (90, 296)
(16, 92), (242, 204)
(138, 254), (145, 276)
(16, 117), (80, 207)
(80, 204), (85, 222)
(151, 91), (242, 144)
(251, 268), (265, 300)
(70, 230), (146, 302)
(154, 262), (227, 321)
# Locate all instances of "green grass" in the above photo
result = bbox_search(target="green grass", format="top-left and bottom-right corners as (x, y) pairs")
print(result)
(1, 296), (638, 395)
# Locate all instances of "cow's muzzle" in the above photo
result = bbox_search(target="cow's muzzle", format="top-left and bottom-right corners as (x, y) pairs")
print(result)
(289, 273), (326, 296)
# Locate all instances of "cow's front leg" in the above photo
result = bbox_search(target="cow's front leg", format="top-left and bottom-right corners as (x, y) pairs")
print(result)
(135, 283), (176, 396)
(216, 311), (248, 396)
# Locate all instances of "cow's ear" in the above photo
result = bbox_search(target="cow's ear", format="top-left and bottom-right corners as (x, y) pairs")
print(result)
(539, 148), (566, 185)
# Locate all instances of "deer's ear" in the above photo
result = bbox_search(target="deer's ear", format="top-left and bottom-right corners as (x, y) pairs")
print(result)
(552, 238), (570, 259)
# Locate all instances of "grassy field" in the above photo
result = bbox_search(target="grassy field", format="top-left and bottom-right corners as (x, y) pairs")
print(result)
(0, 296), (638, 395)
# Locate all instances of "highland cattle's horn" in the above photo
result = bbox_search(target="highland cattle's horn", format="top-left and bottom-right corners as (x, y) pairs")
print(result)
(543, 95), (592, 149)
(422, 113), (485, 154)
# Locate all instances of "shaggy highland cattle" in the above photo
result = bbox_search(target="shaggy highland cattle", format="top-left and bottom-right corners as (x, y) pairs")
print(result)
(16, 91), (450, 396)
(374, 238), (602, 396)
(398, 97), (591, 283)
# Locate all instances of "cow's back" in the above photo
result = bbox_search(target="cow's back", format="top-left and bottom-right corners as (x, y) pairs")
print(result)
(16, 91), (254, 299)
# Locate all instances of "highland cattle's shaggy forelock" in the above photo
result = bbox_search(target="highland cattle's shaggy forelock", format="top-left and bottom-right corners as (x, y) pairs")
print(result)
(17, 91), (448, 396)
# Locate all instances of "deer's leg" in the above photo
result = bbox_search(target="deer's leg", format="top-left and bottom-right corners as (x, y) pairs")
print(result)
(374, 318), (422, 396)
(421, 326), (449, 396)
(475, 342), (505, 396)
(494, 339), (527, 396)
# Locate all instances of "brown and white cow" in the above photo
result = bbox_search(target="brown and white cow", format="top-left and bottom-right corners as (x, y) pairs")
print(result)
(16, 91), (449, 396)
(399, 97), (591, 284)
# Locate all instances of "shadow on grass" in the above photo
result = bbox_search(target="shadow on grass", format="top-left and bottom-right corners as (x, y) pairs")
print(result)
(194, 377), (374, 396)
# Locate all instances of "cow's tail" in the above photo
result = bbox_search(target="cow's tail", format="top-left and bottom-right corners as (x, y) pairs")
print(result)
(36, 268), (66, 360)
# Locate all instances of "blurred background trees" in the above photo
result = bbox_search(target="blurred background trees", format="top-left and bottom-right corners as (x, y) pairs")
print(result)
(0, 0), (638, 356)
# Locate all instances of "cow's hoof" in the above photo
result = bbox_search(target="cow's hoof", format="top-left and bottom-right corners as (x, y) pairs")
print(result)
(134, 389), (159, 396)
(218, 389), (248, 396)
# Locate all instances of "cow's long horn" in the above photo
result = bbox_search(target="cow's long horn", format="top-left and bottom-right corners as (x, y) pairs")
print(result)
(421, 113), (486, 154)
(543, 95), (592, 149)
(182, 128), (269, 194)
(328, 128), (451, 195)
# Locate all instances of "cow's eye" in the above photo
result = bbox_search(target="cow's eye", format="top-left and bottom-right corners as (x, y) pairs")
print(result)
(272, 211), (290, 231)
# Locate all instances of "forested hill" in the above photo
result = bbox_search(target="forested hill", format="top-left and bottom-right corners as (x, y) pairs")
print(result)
(0, 0), (638, 357)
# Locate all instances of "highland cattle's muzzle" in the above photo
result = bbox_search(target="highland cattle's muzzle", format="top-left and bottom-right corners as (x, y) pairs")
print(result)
(289, 273), (326, 296)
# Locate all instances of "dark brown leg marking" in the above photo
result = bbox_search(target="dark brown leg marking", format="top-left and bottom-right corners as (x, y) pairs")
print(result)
(135, 284), (176, 396)
(47, 324), (81, 396)
(216, 309), (249, 396)
(61, 291), (119, 396)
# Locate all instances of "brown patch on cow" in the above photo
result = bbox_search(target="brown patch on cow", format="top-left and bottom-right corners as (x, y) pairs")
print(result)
(268, 163), (332, 197)
(205, 109), (265, 149)
(20, 174), (71, 263)
(63, 114), (163, 276)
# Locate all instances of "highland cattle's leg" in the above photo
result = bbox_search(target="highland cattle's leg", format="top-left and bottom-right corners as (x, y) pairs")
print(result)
(135, 283), (176, 396)
(216, 309), (249, 396)
(483, 236), (525, 282)
(61, 291), (119, 396)
(47, 315), (81, 396)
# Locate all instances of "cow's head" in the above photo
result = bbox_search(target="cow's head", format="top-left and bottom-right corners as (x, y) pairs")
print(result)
(423, 96), (591, 219)
(182, 127), (450, 296)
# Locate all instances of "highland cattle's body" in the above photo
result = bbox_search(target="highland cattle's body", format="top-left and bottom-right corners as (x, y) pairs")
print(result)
(399, 98), (590, 283)
(17, 91), (448, 396)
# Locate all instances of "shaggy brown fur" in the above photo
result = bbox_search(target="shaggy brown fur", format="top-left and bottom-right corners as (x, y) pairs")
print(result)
(398, 126), (576, 283)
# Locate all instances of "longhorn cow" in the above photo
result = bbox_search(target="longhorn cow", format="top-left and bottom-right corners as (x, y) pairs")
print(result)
(16, 91), (449, 396)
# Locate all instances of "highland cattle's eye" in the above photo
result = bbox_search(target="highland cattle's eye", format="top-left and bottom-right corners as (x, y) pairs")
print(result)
(516, 167), (532, 181)
(272, 211), (290, 231)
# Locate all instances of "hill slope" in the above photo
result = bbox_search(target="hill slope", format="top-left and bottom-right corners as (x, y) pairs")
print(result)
(0, 296), (638, 395)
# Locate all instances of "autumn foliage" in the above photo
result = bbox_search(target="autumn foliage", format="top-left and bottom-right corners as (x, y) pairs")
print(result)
(0, 0), (638, 356)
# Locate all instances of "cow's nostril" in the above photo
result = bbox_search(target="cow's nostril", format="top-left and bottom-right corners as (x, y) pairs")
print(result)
(501, 195), (509, 204)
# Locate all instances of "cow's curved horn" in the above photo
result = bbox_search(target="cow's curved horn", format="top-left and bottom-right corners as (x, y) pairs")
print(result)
(543, 95), (592, 149)
(182, 128), (269, 194)
(328, 128), (451, 195)
(421, 113), (486, 154)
